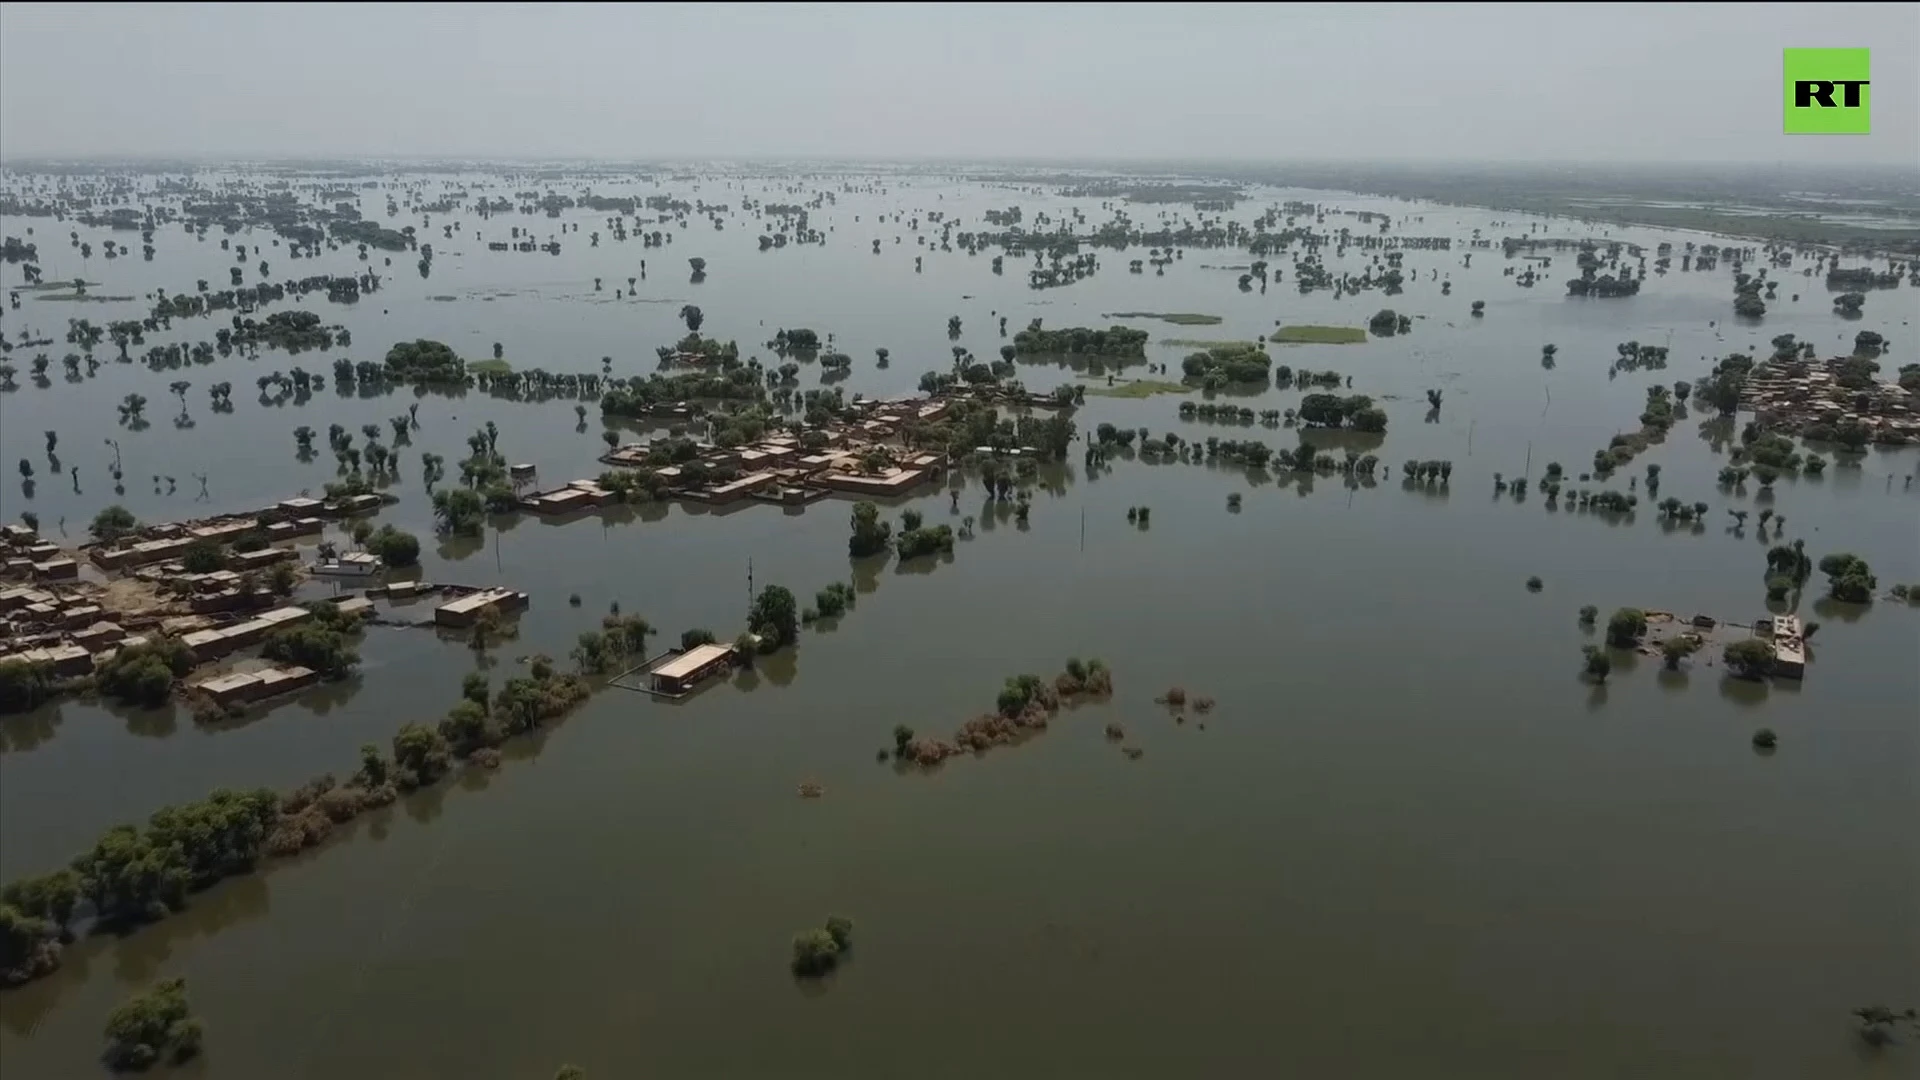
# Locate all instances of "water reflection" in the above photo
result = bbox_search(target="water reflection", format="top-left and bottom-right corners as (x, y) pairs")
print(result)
(104, 699), (180, 740)
(1811, 596), (1870, 624)
(113, 871), (271, 988)
(401, 779), (447, 826)
(434, 533), (486, 562)
(1716, 674), (1770, 707)
(760, 648), (797, 688)
(0, 707), (63, 754)
(894, 551), (956, 576)
(4, 172), (1919, 1080)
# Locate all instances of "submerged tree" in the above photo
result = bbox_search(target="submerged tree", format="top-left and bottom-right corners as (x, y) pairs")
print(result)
(847, 501), (892, 558)
(1581, 645), (1612, 684)
(1817, 553), (1876, 603)
(102, 977), (202, 1071)
(790, 915), (854, 976)
(749, 585), (798, 649)
(1723, 638), (1775, 679)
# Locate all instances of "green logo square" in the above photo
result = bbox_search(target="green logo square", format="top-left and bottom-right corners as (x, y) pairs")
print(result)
(1784, 48), (1870, 134)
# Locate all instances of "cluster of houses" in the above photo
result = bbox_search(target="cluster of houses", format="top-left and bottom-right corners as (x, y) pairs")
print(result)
(0, 581), (132, 677)
(0, 576), (329, 682)
(1743, 360), (1920, 443)
(521, 395), (956, 515)
(0, 524), (79, 583)
(82, 493), (384, 572)
(0, 494), (383, 707)
(0, 569), (531, 709)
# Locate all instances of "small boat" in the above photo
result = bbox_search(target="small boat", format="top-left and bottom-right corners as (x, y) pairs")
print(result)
(312, 552), (383, 578)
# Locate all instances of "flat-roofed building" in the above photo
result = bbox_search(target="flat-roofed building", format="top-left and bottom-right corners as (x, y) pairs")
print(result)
(708, 471), (778, 504)
(817, 468), (929, 495)
(645, 643), (736, 696)
(434, 587), (530, 627)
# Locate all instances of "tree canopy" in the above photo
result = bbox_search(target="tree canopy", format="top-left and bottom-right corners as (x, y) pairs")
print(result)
(90, 505), (141, 543)
(750, 585), (798, 648)
(384, 339), (465, 384)
(102, 977), (203, 1071)
(847, 501), (892, 558)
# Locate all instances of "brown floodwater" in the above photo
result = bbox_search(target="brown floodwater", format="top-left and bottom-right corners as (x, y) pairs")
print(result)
(1, 172), (1915, 1079)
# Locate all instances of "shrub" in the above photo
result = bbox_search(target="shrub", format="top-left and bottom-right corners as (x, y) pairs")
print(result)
(824, 915), (854, 951)
(102, 977), (202, 1071)
(814, 583), (855, 619)
(1581, 645), (1611, 683)
(1660, 637), (1700, 669)
(1605, 608), (1647, 647)
(1817, 553), (1876, 603)
(180, 541), (224, 574)
(791, 928), (840, 976)
(1724, 638), (1775, 679)
(262, 624), (359, 679)
(90, 505), (140, 543)
(96, 637), (194, 707)
(0, 658), (57, 714)
(366, 525), (420, 568)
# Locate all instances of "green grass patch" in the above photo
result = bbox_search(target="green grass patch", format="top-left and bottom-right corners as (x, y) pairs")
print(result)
(1160, 338), (1259, 349)
(1084, 379), (1191, 399)
(468, 358), (513, 375)
(1104, 311), (1223, 326)
(1271, 324), (1368, 345)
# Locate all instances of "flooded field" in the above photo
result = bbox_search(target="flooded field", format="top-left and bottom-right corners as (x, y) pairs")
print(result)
(1, 167), (1916, 1079)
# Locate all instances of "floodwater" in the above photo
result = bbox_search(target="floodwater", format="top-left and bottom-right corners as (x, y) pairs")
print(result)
(1, 173), (1916, 1079)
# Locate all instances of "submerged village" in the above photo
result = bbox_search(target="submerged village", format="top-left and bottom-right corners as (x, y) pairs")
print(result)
(0, 159), (1916, 1078)
(0, 374), (1054, 715)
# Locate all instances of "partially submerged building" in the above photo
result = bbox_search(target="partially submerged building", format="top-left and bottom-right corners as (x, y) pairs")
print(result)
(195, 664), (320, 707)
(1768, 614), (1807, 680)
(434, 587), (530, 628)
(641, 643), (737, 697)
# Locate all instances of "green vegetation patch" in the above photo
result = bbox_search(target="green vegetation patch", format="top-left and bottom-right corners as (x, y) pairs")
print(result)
(1271, 324), (1368, 345)
(1159, 338), (1259, 349)
(1085, 379), (1191, 399)
(467, 358), (513, 376)
(1103, 311), (1224, 326)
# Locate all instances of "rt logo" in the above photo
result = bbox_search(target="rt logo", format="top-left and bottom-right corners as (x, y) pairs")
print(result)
(1784, 48), (1870, 134)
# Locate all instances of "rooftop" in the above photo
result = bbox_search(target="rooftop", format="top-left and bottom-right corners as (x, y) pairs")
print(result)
(650, 643), (734, 682)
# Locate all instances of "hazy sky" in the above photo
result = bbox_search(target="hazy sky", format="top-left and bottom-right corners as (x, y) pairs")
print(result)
(2, 2), (1916, 164)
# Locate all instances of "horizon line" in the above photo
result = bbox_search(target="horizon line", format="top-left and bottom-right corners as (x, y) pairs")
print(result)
(1, 153), (1913, 173)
